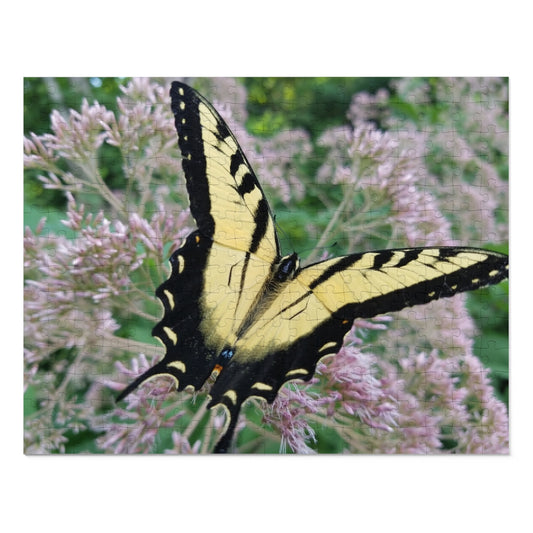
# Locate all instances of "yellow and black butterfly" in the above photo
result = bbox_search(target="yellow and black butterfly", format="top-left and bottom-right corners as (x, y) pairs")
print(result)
(117, 81), (508, 453)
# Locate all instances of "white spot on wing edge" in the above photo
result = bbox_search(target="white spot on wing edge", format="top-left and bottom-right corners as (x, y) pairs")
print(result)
(163, 289), (175, 310)
(285, 368), (309, 378)
(223, 390), (238, 405)
(163, 326), (178, 345)
(168, 360), (186, 373)
(177, 255), (185, 274)
(319, 341), (337, 353)
(251, 382), (273, 391)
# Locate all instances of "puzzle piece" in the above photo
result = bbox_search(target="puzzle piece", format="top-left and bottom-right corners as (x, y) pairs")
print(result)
(24, 77), (508, 456)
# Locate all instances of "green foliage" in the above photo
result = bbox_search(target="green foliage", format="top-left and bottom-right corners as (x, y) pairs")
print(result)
(24, 77), (128, 135)
(63, 430), (104, 454)
(23, 203), (74, 237)
(468, 280), (509, 405)
(463, 242), (508, 405)
(314, 424), (346, 453)
(243, 77), (393, 139)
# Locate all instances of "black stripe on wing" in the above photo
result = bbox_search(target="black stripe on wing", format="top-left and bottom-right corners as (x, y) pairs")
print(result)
(170, 83), (214, 237)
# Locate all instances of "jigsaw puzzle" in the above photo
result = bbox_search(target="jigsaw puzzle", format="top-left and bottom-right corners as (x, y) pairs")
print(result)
(23, 77), (509, 454)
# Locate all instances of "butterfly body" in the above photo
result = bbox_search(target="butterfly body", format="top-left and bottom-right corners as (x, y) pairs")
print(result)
(117, 81), (508, 453)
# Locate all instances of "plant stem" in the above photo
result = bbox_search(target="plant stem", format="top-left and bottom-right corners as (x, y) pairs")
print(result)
(306, 188), (354, 264)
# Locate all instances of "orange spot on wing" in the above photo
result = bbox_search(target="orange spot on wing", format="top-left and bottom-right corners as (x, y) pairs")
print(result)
(211, 364), (223, 379)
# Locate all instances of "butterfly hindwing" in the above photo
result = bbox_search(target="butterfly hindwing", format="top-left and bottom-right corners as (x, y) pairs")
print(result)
(116, 230), (217, 401)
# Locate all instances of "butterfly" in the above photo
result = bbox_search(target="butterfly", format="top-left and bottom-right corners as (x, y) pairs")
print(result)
(117, 81), (508, 453)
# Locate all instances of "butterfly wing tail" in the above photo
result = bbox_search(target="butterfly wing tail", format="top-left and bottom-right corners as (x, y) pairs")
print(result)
(213, 412), (239, 454)
(116, 361), (170, 403)
(208, 393), (245, 454)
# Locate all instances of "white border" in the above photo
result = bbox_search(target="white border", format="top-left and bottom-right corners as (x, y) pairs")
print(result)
(6, 1), (530, 531)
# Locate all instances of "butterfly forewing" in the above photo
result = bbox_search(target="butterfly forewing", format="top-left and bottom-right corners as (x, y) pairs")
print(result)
(170, 82), (280, 263)
(296, 247), (509, 319)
